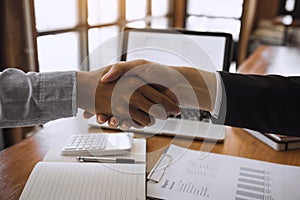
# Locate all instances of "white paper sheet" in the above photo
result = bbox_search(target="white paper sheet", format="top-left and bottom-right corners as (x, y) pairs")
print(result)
(147, 144), (300, 200)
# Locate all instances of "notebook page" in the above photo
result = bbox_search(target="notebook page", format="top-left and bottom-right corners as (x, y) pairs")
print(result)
(20, 162), (145, 200)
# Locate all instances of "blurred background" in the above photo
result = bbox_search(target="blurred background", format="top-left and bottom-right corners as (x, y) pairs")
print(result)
(0, 0), (299, 149)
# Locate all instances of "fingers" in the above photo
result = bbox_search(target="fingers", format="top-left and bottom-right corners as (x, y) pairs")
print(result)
(107, 117), (133, 130)
(141, 85), (180, 116)
(106, 117), (154, 130)
(152, 84), (179, 104)
(98, 67), (181, 130)
(129, 90), (165, 120)
(83, 111), (110, 125)
(107, 117), (119, 128)
(129, 107), (153, 127)
(118, 120), (132, 130)
(83, 111), (94, 119)
(101, 110), (155, 130)
(110, 103), (153, 128)
(106, 117), (144, 130)
(96, 115), (108, 124)
(118, 119), (148, 130)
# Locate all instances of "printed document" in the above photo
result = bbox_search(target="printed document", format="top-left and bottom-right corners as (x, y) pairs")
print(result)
(148, 144), (300, 199)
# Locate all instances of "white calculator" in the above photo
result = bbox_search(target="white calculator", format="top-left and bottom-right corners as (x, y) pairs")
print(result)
(61, 132), (134, 156)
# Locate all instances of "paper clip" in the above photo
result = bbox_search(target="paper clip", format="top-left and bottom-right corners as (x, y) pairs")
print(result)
(147, 153), (173, 183)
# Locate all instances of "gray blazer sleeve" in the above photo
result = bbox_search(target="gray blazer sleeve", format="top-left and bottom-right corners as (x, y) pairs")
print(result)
(0, 68), (77, 128)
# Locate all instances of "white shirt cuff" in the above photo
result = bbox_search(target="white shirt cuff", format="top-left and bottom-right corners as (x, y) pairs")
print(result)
(211, 72), (222, 118)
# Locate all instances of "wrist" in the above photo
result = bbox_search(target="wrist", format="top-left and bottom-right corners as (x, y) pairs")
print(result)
(76, 71), (98, 113)
(174, 67), (216, 111)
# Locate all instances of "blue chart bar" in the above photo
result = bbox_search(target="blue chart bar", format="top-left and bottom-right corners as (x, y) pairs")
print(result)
(235, 167), (272, 200)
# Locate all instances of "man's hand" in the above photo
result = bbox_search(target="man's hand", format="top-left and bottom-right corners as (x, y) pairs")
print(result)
(96, 59), (217, 129)
(77, 66), (180, 128)
(97, 76), (180, 127)
(98, 60), (181, 129)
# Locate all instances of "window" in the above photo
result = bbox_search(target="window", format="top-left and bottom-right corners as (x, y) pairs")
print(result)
(185, 0), (244, 66)
(32, 0), (171, 72)
(186, 0), (244, 41)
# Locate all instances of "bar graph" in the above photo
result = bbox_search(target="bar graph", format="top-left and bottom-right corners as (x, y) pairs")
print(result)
(178, 180), (209, 198)
(235, 167), (273, 200)
(160, 159), (216, 198)
(148, 145), (300, 200)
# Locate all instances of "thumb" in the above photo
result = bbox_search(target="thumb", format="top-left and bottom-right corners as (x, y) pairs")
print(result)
(101, 64), (124, 83)
(101, 60), (148, 82)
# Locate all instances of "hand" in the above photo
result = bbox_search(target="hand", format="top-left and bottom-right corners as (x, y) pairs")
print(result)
(98, 60), (181, 129)
(77, 67), (180, 128)
(97, 59), (217, 129)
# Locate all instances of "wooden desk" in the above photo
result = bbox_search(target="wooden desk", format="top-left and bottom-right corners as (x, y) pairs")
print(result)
(238, 45), (300, 75)
(2, 45), (300, 200)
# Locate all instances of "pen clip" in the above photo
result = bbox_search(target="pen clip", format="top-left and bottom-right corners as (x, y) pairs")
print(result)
(147, 153), (172, 183)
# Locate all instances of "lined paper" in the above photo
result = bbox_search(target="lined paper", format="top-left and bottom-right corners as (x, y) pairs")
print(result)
(20, 162), (145, 200)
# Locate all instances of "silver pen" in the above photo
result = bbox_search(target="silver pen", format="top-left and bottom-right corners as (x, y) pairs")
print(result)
(76, 156), (145, 164)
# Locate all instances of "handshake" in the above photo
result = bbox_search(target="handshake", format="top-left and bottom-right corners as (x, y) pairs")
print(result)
(77, 59), (216, 130)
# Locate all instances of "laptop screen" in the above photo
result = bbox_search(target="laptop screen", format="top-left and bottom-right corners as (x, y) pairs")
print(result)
(122, 28), (232, 72)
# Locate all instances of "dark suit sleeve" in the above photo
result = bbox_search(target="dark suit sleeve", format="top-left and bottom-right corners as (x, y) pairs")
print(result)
(213, 71), (300, 136)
